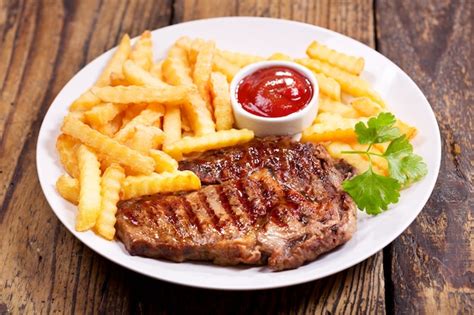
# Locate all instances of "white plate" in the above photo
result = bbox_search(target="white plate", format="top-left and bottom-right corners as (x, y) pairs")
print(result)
(36, 17), (441, 290)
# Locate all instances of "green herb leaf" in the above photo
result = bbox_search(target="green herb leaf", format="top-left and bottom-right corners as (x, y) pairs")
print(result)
(384, 136), (428, 186)
(342, 167), (401, 215)
(354, 112), (401, 144)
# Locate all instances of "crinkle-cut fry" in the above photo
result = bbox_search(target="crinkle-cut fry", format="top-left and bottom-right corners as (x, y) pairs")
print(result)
(210, 72), (234, 130)
(122, 60), (170, 88)
(97, 113), (123, 137)
(69, 89), (101, 111)
(90, 85), (189, 105)
(162, 106), (182, 149)
(325, 142), (384, 175)
(350, 143), (389, 176)
(306, 40), (365, 75)
(114, 104), (164, 142)
(95, 34), (131, 87)
(193, 40), (215, 113)
(61, 116), (155, 174)
(122, 171), (201, 200)
(56, 134), (80, 178)
(162, 56), (193, 86)
(302, 113), (367, 143)
(94, 164), (125, 240)
(188, 38), (206, 66)
(109, 72), (130, 86)
(121, 103), (147, 126)
(56, 174), (79, 205)
(296, 58), (386, 107)
(268, 52), (292, 61)
(127, 125), (165, 153)
(129, 31), (153, 71)
(314, 72), (341, 101)
(183, 89), (215, 136)
(150, 60), (164, 80)
(175, 36), (192, 51)
(181, 113), (191, 132)
(213, 54), (240, 82)
(149, 149), (178, 173)
(84, 103), (123, 128)
(350, 97), (382, 117)
(164, 129), (254, 159)
(218, 50), (264, 67)
(318, 95), (359, 118)
(76, 145), (102, 231)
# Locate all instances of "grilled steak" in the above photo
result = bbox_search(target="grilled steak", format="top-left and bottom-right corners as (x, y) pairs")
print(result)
(116, 137), (357, 270)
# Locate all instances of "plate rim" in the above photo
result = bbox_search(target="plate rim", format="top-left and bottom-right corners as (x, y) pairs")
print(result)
(36, 16), (442, 290)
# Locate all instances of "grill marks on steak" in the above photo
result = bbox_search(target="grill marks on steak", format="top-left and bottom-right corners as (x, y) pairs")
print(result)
(116, 137), (357, 270)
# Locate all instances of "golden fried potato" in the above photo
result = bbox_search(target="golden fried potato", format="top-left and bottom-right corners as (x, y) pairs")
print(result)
(182, 88), (215, 136)
(126, 125), (165, 153)
(90, 85), (189, 105)
(350, 97), (382, 117)
(267, 52), (292, 61)
(162, 106), (182, 151)
(164, 129), (254, 159)
(114, 104), (164, 142)
(129, 31), (153, 71)
(56, 134), (80, 178)
(318, 95), (360, 118)
(306, 40), (364, 75)
(69, 90), (101, 112)
(94, 164), (125, 240)
(218, 50), (264, 67)
(109, 72), (130, 86)
(76, 145), (102, 231)
(314, 72), (341, 101)
(61, 116), (155, 174)
(193, 40), (215, 113)
(56, 174), (79, 205)
(95, 34), (131, 87)
(84, 103), (123, 129)
(212, 54), (240, 82)
(122, 171), (201, 199)
(149, 149), (178, 173)
(210, 72), (234, 130)
(122, 60), (170, 88)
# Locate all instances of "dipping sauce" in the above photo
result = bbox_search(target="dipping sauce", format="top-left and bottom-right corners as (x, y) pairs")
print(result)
(236, 66), (314, 118)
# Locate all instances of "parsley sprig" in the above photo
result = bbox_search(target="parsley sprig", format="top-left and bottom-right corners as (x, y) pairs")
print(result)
(342, 112), (427, 215)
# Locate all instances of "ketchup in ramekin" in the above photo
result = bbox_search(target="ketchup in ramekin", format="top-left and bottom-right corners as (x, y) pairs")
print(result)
(236, 66), (314, 118)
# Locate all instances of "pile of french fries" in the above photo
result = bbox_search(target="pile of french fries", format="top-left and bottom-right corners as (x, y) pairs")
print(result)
(55, 31), (416, 240)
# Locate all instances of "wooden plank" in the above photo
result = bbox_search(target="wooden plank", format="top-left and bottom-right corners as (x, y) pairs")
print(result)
(0, 0), (387, 314)
(0, 0), (172, 313)
(376, 0), (473, 313)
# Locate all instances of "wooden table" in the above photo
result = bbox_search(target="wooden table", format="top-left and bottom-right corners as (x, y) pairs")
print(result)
(0, 0), (472, 313)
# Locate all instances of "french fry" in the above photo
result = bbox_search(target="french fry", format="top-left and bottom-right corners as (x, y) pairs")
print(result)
(122, 60), (170, 88)
(318, 95), (360, 118)
(94, 164), (125, 240)
(268, 52), (292, 61)
(314, 72), (341, 101)
(324, 142), (384, 175)
(210, 72), (234, 130)
(56, 174), (80, 205)
(56, 134), (80, 178)
(90, 85), (189, 105)
(95, 34), (131, 87)
(150, 60), (164, 80)
(61, 116), (155, 174)
(97, 113), (123, 137)
(175, 36), (192, 51)
(126, 125), (165, 153)
(84, 103), (123, 128)
(218, 50), (264, 67)
(302, 114), (367, 143)
(181, 113), (191, 132)
(296, 58), (386, 107)
(164, 129), (254, 159)
(188, 38), (206, 66)
(114, 104), (164, 142)
(109, 72), (130, 86)
(162, 106), (182, 150)
(182, 89), (215, 136)
(193, 40), (215, 112)
(121, 103), (147, 126)
(350, 143), (389, 176)
(162, 54), (194, 86)
(306, 40), (365, 75)
(350, 97), (382, 117)
(149, 149), (178, 173)
(69, 90), (101, 111)
(129, 31), (153, 71)
(76, 145), (102, 231)
(213, 54), (240, 82)
(122, 171), (201, 200)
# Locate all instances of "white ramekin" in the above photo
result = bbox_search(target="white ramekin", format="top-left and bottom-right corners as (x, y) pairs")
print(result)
(230, 60), (319, 137)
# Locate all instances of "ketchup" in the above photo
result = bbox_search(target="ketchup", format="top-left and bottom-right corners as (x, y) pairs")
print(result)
(236, 66), (313, 118)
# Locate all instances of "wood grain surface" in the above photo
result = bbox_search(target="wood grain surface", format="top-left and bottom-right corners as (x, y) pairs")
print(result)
(0, 0), (471, 314)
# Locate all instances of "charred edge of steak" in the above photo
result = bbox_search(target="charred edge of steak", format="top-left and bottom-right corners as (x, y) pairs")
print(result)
(178, 136), (356, 184)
